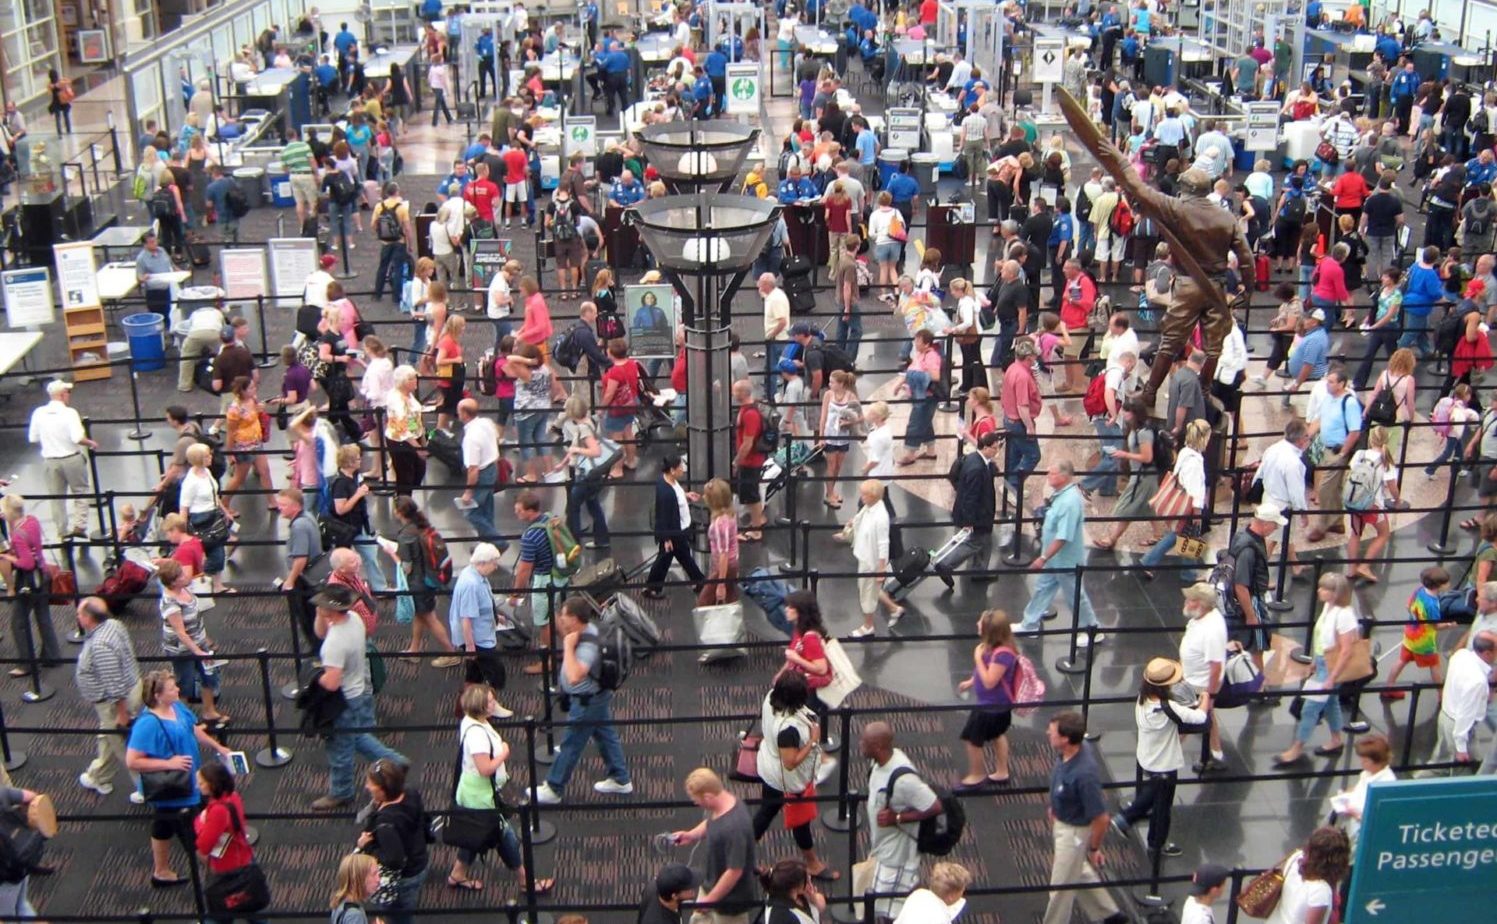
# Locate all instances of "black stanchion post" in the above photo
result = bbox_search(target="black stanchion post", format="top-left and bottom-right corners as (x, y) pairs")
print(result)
(522, 717), (558, 844)
(799, 521), (813, 575)
(1395, 419), (1412, 494)
(830, 791), (863, 924)
(336, 219), (356, 280)
(938, 334), (958, 413)
(254, 296), (275, 369)
(281, 590), (307, 700)
(537, 583), (559, 762)
(1227, 399), (1246, 539)
(1397, 685), (1422, 772)
(1292, 558), (1326, 665)
(1266, 517), (1295, 613)
(126, 371), (152, 440)
(183, 812), (208, 918)
(1078, 623), (1101, 740)
(63, 535), (85, 643)
(1427, 458), (1460, 556)
(517, 802), (543, 924)
(1056, 566), (1088, 675)
(372, 407), (394, 496)
(1134, 842), (1167, 907)
(84, 418), (110, 541)
(0, 694), (27, 770)
(254, 648), (293, 768)
(821, 707), (854, 832)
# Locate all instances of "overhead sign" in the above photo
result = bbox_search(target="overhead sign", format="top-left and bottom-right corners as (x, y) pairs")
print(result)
(1346, 777), (1497, 922)
(1034, 40), (1064, 84)
(53, 242), (99, 309)
(220, 249), (269, 301)
(725, 62), (760, 115)
(624, 283), (677, 360)
(1, 268), (54, 328)
(565, 115), (597, 157)
(1243, 101), (1281, 153)
(266, 238), (319, 299)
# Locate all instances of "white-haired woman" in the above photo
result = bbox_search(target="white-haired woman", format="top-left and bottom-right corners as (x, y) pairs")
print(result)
(383, 365), (428, 498)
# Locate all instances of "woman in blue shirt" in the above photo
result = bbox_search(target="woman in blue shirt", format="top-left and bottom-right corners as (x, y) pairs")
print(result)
(126, 669), (234, 888)
(344, 114), (374, 185)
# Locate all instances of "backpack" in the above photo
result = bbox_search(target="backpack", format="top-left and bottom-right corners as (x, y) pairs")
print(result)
(1280, 192), (1306, 224)
(366, 638), (387, 694)
(552, 201), (578, 242)
(1211, 531), (1257, 619)
(327, 170), (357, 206)
(752, 402), (782, 455)
(149, 187), (175, 221)
(586, 618), (633, 690)
(1145, 424), (1175, 472)
(132, 163), (152, 201)
(1006, 648), (1046, 717)
(813, 343), (858, 377)
(1343, 451), (1382, 511)
(551, 321), (587, 371)
(0, 807), (45, 884)
(1081, 372), (1109, 418)
(194, 427), (229, 481)
(1367, 375), (1404, 427)
(1468, 201), (1494, 238)
(1475, 109), (1492, 135)
(882, 767), (965, 857)
(375, 202), (404, 242)
(1109, 197), (1135, 236)
(947, 452), (966, 487)
(1436, 311), (1469, 355)
(225, 184), (251, 219)
(544, 515), (582, 580)
(57, 80), (74, 105)
(419, 526), (453, 587)
(1075, 185), (1093, 223)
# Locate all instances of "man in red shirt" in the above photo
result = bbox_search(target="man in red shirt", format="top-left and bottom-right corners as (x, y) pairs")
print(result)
(1057, 259), (1098, 393)
(919, 0), (939, 27)
(1000, 338), (1044, 501)
(464, 161), (500, 226)
(731, 378), (768, 540)
(501, 144), (530, 227)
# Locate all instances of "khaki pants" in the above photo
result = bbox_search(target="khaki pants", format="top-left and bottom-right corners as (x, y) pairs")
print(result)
(1042, 820), (1121, 924)
(1317, 459), (1347, 533)
(86, 680), (143, 787)
(691, 903), (751, 924)
(178, 329), (219, 391)
(43, 453), (91, 536)
(433, 250), (462, 289)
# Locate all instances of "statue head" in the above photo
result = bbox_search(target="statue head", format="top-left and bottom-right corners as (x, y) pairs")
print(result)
(1178, 168), (1212, 198)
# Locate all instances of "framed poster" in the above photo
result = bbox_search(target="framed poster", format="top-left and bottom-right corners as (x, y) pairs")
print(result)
(469, 238), (514, 293)
(1, 268), (54, 328)
(266, 238), (318, 299)
(53, 242), (99, 309)
(624, 283), (675, 359)
(78, 30), (110, 64)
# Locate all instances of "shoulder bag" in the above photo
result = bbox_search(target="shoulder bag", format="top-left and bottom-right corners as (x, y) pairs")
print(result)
(140, 713), (195, 803)
(193, 480), (233, 548)
(204, 801), (271, 915)
(1236, 850), (1296, 918)
(818, 638), (863, 708)
(438, 726), (509, 853)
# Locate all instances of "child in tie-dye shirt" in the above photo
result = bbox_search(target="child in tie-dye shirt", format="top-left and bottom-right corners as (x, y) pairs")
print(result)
(1381, 565), (1451, 701)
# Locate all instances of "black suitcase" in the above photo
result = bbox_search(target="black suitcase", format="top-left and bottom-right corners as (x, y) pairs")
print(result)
(883, 548), (931, 601)
(194, 357), (217, 394)
(426, 429), (463, 472)
(572, 558), (627, 606)
(188, 237), (211, 267)
(781, 254), (814, 282)
(456, 101), (477, 120)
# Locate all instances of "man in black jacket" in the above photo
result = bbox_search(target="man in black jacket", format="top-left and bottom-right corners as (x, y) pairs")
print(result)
(935, 431), (1002, 588)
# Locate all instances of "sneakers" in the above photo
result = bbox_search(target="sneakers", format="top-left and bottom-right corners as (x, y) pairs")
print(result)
(1014, 623), (1041, 636)
(311, 795), (353, 811)
(1077, 632), (1106, 646)
(814, 756), (839, 786)
(129, 791), (146, 805)
(593, 778), (634, 795)
(1110, 813), (1130, 836)
(849, 625), (876, 639)
(431, 655), (462, 669)
(533, 783), (563, 805)
(78, 772), (114, 796)
(489, 703), (516, 720)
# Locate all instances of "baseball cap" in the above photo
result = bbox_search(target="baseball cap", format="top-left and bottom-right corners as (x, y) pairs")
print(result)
(310, 584), (357, 611)
(1189, 863), (1231, 896)
(45, 380), (74, 398)
(1308, 307), (1326, 323)
(320, 253), (337, 269)
(1253, 502), (1289, 526)
(789, 322), (815, 337)
(655, 863), (700, 898)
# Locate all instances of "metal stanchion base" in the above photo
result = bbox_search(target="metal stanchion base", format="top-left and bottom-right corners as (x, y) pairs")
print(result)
(515, 912), (556, 924)
(821, 807), (851, 832)
(1055, 656), (1089, 675)
(334, 270), (360, 280)
(830, 901), (863, 924)
(1266, 599), (1295, 612)
(66, 630), (85, 644)
(2, 752), (26, 772)
(281, 681), (303, 700)
(938, 401), (959, 413)
(21, 686), (54, 704)
(1291, 652), (1314, 665)
(533, 744), (558, 766)
(1084, 730), (1103, 741)
(371, 484), (396, 497)
(255, 746), (293, 769)
(778, 562), (799, 574)
(529, 817), (558, 845)
(1428, 540), (1458, 555)
(1133, 891), (1167, 908)
(126, 427), (152, 441)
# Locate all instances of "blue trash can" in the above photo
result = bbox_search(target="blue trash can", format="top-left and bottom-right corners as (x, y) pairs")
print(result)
(878, 149), (909, 189)
(1234, 139), (1256, 172)
(121, 312), (165, 372)
(267, 161), (295, 208)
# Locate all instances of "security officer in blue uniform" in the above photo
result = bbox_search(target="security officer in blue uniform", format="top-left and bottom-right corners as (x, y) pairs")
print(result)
(476, 28), (497, 98)
(704, 47), (729, 105)
(692, 65), (716, 118)
(610, 171), (646, 207)
(597, 46), (632, 116)
(777, 167), (817, 204)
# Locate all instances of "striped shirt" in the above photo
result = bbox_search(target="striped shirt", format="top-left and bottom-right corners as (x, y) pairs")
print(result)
(708, 513), (739, 565)
(281, 139), (314, 174)
(76, 618), (140, 704)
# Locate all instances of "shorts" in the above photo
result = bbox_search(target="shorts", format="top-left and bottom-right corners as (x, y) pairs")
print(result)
(874, 241), (901, 264)
(1062, 335), (1086, 359)
(736, 464), (763, 504)
(1348, 508), (1384, 533)
(232, 450), (256, 465)
(495, 396), (515, 425)
(604, 411), (635, 433)
(959, 708), (1013, 745)
(505, 181), (527, 203)
(1479, 462), (1497, 498)
(172, 655), (221, 701)
(464, 646), (507, 691)
(858, 575), (881, 614)
(1398, 647), (1441, 668)
(529, 572), (560, 626)
(411, 586), (438, 615)
(824, 442), (850, 453)
(1227, 600), (1271, 652)
(290, 173), (319, 209)
(151, 805), (198, 841)
(438, 382), (462, 416)
(556, 239), (585, 268)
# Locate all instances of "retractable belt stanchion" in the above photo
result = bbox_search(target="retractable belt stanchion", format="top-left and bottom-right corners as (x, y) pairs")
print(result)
(522, 718), (558, 845)
(821, 707), (855, 832)
(372, 407), (395, 497)
(536, 583), (558, 764)
(281, 585), (308, 700)
(254, 647), (294, 768)
(84, 418), (111, 542)
(0, 695), (27, 771)
(1056, 565), (1089, 675)
(1427, 457), (1460, 556)
(1267, 517), (1295, 613)
(254, 296), (276, 369)
(830, 791), (863, 924)
(125, 371), (152, 440)
(1291, 558), (1326, 665)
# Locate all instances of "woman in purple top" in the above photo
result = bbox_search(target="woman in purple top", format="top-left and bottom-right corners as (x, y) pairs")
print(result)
(955, 609), (1017, 790)
(272, 345), (313, 419)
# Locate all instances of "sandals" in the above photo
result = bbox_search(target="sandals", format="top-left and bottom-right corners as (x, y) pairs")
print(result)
(529, 877), (556, 895)
(1462, 517), (1482, 531)
(740, 530), (764, 543)
(447, 877), (483, 892)
(810, 867), (841, 883)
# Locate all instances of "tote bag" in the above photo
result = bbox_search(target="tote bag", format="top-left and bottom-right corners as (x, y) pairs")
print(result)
(819, 638), (862, 708)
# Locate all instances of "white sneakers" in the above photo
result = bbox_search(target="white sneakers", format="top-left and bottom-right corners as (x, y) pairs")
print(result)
(594, 778), (634, 795)
(533, 783), (562, 805)
(814, 757), (839, 786)
(1077, 632), (1107, 646)
(849, 625), (876, 638)
(78, 772), (113, 796)
(489, 703), (516, 720)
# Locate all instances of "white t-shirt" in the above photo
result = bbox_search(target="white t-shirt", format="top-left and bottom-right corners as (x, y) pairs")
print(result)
(188, 306), (226, 333)
(459, 715), (509, 786)
(866, 750), (938, 867)
(1179, 896), (1216, 924)
(866, 424), (894, 483)
(670, 477), (690, 531)
(487, 271), (512, 320)
(179, 468), (220, 515)
(1264, 854), (1333, 924)
(303, 271), (334, 310)
(462, 417), (500, 470)
(1179, 610), (1228, 692)
(1313, 603), (1359, 658)
(1348, 448), (1396, 507)
(780, 376), (809, 433)
(763, 288), (791, 341)
(757, 697), (818, 794)
(1104, 328), (1140, 369)
(953, 296), (980, 334)
(868, 207), (898, 246)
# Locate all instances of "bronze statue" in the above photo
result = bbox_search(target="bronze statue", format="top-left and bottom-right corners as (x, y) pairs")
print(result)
(1056, 87), (1255, 403)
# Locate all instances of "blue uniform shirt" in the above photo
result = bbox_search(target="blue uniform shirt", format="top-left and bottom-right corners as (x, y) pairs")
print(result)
(1375, 34), (1400, 64)
(886, 172), (919, 203)
(477, 33), (494, 58)
(611, 180), (646, 206)
(1466, 158), (1497, 188)
(602, 49), (631, 73)
(1120, 35), (1139, 59)
(777, 178), (817, 203)
(1048, 213), (1074, 246)
(314, 63), (338, 87)
(333, 29), (357, 57)
(438, 172), (471, 198)
(692, 75), (714, 103)
(704, 50), (728, 78)
(1391, 70), (1420, 100)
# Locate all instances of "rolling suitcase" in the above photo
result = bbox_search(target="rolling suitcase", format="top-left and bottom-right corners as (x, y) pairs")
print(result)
(882, 529), (972, 601)
(426, 428), (463, 472)
(188, 235), (211, 267)
(94, 559), (152, 614)
(782, 254), (816, 313)
(1254, 253), (1271, 291)
(600, 591), (662, 652)
(572, 558), (627, 607)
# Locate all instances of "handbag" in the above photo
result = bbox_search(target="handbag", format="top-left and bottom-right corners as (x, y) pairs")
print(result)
(140, 713), (195, 802)
(819, 638), (863, 708)
(1316, 140), (1341, 165)
(1236, 852), (1294, 918)
(1148, 472), (1195, 525)
(439, 807), (506, 852)
(320, 516), (359, 549)
(730, 729), (763, 783)
(783, 782), (818, 829)
(1338, 637), (1376, 684)
(577, 435), (623, 480)
(206, 864), (271, 915)
(48, 568), (77, 606)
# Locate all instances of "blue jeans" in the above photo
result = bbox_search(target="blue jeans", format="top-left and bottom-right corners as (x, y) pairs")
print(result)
(1079, 419), (1123, 494)
(1426, 436), (1465, 476)
(369, 866), (428, 924)
(411, 317), (428, 358)
(1020, 567), (1098, 630)
(1397, 311), (1430, 354)
(545, 690), (630, 791)
(1139, 531), (1199, 582)
(375, 242), (406, 300)
(491, 317), (514, 347)
(463, 463), (505, 543)
(1298, 263), (1314, 302)
(1078, 219), (1096, 253)
(1294, 656), (1344, 744)
(1004, 419), (1041, 497)
(514, 412), (550, 461)
(835, 307), (863, 359)
(326, 693), (406, 800)
(567, 478), (610, 546)
(354, 532), (388, 592)
(188, 510), (227, 575)
(765, 341), (785, 400)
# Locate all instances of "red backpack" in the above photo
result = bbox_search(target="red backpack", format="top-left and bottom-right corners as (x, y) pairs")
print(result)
(1081, 372), (1109, 418)
(1109, 197), (1136, 237)
(419, 527), (453, 587)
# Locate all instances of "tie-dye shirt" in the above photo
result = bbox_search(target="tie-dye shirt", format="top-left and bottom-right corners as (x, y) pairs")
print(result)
(1404, 586), (1442, 656)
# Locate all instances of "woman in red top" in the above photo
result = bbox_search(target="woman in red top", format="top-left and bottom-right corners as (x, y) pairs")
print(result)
(1450, 305), (1494, 383)
(160, 513), (207, 581)
(600, 338), (644, 474)
(194, 761), (266, 924)
(1330, 168), (1370, 224)
(515, 276), (553, 362)
(777, 590), (836, 749)
(824, 182), (854, 281)
(432, 314), (466, 432)
(1311, 242), (1355, 328)
(963, 386), (999, 446)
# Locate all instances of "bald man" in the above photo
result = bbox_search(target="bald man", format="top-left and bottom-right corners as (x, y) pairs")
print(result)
(860, 722), (942, 919)
(326, 547), (377, 635)
(989, 258), (1030, 370)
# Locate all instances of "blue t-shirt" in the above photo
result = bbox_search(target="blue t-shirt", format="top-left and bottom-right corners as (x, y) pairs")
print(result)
(1050, 746), (1107, 827)
(205, 177), (235, 222)
(1288, 326), (1331, 380)
(855, 130), (878, 165)
(127, 702), (202, 808)
(314, 64), (338, 87)
(886, 173), (919, 203)
(520, 521), (556, 574)
(1317, 391), (1362, 448)
(449, 565), (497, 649)
(345, 123), (373, 151)
(1041, 484), (1087, 569)
(1048, 213), (1074, 247)
(334, 30), (358, 57)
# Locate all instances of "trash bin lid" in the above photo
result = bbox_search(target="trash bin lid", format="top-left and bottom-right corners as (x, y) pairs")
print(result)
(120, 312), (164, 329)
(879, 149), (909, 163)
(179, 286), (224, 300)
(910, 152), (941, 163)
(267, 161), (285, 173)
(233, 167), (265, 178)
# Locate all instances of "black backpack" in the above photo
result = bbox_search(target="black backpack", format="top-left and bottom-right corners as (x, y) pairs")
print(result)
(818, 343), (857, 377)
(224, 184), (251, 219)
(1367, 374), (1405, 427)
(1075, 184), (1093, 223)
(1436, 310), (1471, 356)
(149, 187), (175, 221)
(1280, 192), (1306, 224)
(551, 322), (587, 371)
(375, 203), (404, 242)
(883, 767), (965, 856)
(586, 620), (632, 690)
(0, 806), (45, 884)
(752, 402), (782, 455)
(1468, 200), (1494, 237)
(327, 170), (357, 206)
(1144, 424), (1175, 472)
(194, 427), (229, 481)
(552, 201), (578, 242)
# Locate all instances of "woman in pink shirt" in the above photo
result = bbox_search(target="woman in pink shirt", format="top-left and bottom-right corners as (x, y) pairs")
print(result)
(699, 478), (740, 608)
(0, 494), (60, 672)
(516, 275), (553, 362)
(897, 330), (944, 464)
(1311, 242), (1354, 328)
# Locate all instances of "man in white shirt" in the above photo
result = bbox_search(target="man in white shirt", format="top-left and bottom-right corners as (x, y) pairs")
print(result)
(1179, 863), (1230, 924)
(1427, 632), (1496, 773)
(1101, 313), (1141, 371)
(487, 258), (519, 345)
(457, 398), (505, 546)
(1252, 419), (1312, 572)
(302, 253), (336, 310)
(28, 380), (99, 538)
(177, 300), (228, 393)
(759, 272), (790, 399)
(945, 51), (973, 93)
(431, 195), (467, 291)
(861, 722), (942, 919)
(1179, 583), (1229, 770)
